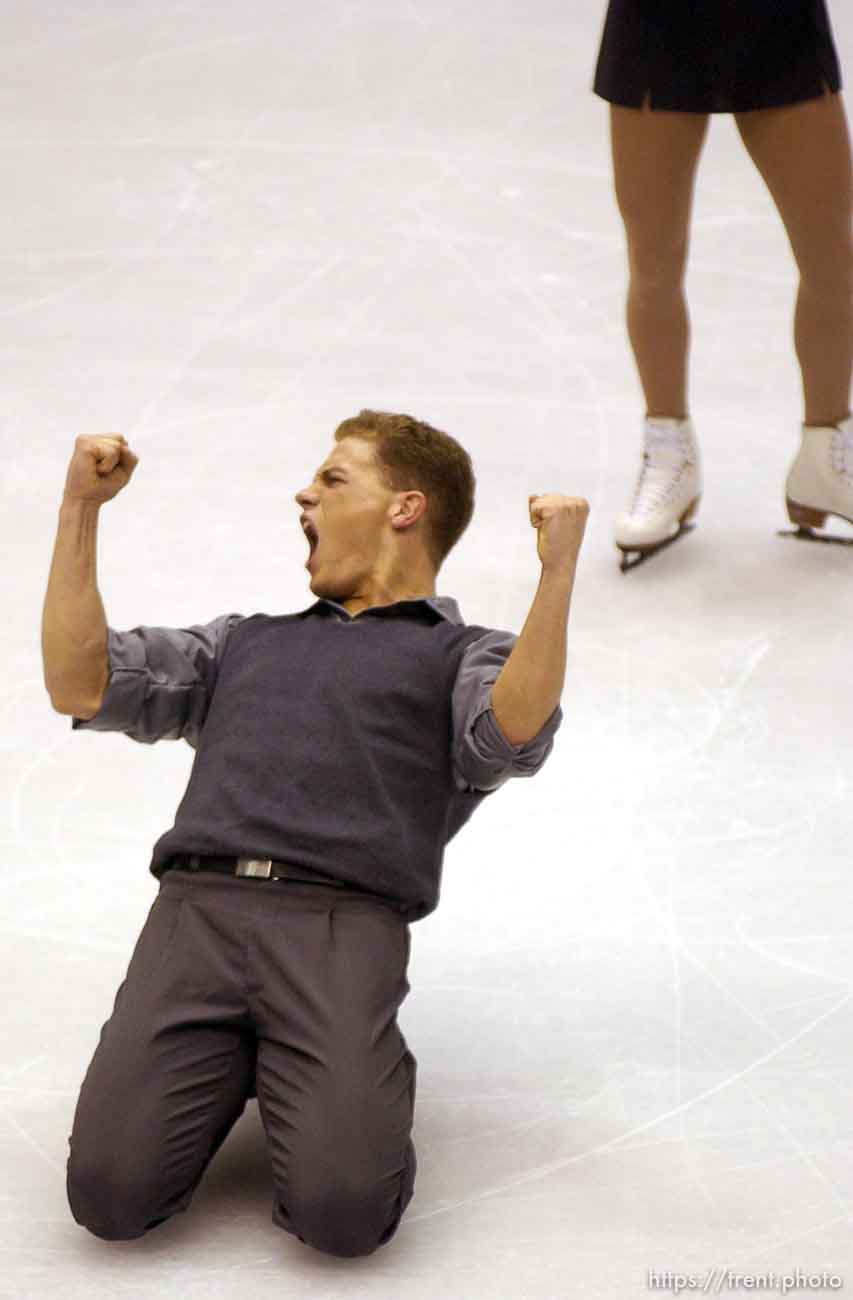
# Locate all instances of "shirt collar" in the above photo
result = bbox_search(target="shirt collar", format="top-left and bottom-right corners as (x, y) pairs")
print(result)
(300, 595), (464, 624)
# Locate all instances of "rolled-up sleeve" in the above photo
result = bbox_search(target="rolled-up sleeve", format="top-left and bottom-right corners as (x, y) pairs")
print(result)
(70, 612), (244, 749)
(451, 629), (563, 793)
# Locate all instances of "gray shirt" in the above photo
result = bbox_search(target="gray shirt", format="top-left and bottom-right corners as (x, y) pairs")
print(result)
(72, 593), (563, 795)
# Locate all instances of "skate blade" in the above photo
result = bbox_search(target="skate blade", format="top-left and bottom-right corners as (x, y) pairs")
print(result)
(777, 525), (853, 546)
(616, 496), (701, 573)
(616, 521), (697, 571)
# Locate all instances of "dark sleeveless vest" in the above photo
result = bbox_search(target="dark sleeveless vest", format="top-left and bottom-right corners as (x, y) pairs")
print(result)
(150, 602), (495, 921)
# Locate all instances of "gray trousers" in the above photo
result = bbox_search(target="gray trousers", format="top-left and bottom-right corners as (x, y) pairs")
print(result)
(66, 866), (417, 1257)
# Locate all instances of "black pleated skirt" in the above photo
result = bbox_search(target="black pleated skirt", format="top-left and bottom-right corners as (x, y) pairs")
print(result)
(593, 0), (843, 113)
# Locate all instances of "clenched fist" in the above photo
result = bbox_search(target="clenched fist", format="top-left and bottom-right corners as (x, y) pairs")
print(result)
(529, 493), (590, 574)
(63, 434), (139, 505)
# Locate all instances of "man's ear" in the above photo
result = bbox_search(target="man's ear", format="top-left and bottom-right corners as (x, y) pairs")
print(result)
(392, 491), (427, 530)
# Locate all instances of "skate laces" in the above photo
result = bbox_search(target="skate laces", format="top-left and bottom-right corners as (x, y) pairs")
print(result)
(831, 422), (853, 482)
(630, 427), (696, 517)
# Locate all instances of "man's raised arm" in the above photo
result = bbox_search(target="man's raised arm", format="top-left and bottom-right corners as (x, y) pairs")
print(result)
(42, 434), (137, 717)
(490, 492), (589, 747)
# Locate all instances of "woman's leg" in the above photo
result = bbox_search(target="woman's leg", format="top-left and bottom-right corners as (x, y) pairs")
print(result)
(610, 98), (710, 419)
(734, 89), (853, 428)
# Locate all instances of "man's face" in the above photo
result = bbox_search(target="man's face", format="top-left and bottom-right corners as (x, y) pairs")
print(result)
(294, 437), (394, 600)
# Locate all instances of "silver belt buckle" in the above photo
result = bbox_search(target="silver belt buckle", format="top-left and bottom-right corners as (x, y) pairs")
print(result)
(236, 857), (273, 879)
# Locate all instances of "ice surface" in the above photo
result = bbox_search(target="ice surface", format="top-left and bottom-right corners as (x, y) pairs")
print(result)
(2, 1), (853, 1295)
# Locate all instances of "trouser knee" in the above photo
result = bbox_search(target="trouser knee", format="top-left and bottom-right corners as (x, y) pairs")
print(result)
(284, 1141), (417, 1258)
(289, 1190), (394, 1258)
(67, 1152), (168, 1241)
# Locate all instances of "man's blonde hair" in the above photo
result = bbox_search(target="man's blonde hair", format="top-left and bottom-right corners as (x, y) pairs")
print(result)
(334, 409), (476, 571)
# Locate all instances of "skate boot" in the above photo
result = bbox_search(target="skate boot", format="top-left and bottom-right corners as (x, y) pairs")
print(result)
(614, 416), (702, 571)
(784, 414), (853, 542)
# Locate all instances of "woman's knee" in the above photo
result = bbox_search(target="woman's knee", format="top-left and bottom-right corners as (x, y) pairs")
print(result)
(788, 187), (852, 291)
(798, 261), (853, 309)
(615, 169), (693, 289)
(625, 234), (690, 293)
(610, 104), (706, 284)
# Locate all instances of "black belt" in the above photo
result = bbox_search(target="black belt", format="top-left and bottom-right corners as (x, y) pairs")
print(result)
(166, 853), (346, 887)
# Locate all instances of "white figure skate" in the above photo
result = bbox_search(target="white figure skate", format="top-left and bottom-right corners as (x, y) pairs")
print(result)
(784, 414), (853, 544)
(614, 416), (702, 571)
